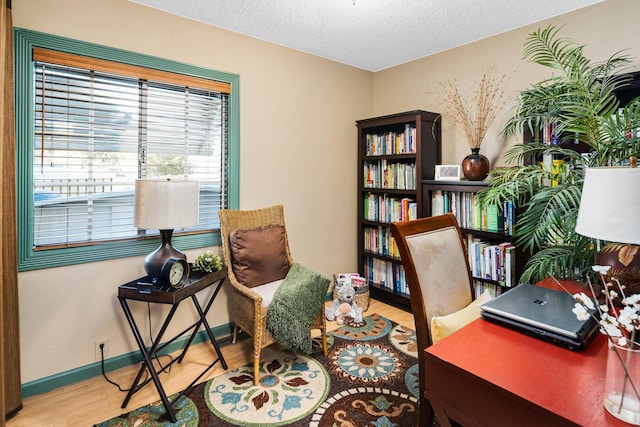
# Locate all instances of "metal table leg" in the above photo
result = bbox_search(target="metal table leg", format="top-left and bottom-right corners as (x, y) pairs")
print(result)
(175, 277), (227, 367)
(118, 297), (180, 423)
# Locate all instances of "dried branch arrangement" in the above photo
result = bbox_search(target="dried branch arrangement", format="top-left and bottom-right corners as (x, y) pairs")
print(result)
(439, 69), (509, 149)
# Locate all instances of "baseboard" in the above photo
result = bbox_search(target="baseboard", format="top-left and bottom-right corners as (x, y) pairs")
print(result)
(21, 322), (235, 398)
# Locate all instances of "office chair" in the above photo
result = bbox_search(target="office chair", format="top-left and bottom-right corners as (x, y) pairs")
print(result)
(391, 213), (479, 426)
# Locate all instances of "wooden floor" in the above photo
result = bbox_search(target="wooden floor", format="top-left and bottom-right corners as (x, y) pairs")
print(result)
(7, 299), (413, 427)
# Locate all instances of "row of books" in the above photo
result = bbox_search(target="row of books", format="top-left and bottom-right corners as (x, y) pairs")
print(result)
(363, 194), (417, 223)
(534, 112), (640, 146)
(467, 236), (517, 287)
(540, 122), (561, 145)
(364, 124), (417, 156)
(363, 256), (409, 296)
(363, 159), (416, 190)
(534, 156), (567, 187)
(363, 225), (400, 258)
(531, 122), (578, 187)
(472, 280), (505, 298)
(431, 190), (515, 236)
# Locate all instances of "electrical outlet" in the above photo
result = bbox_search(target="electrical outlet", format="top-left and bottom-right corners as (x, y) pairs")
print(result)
(95, 339), (108, 360)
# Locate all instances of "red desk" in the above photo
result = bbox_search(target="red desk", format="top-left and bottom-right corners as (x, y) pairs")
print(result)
(424, 280), (627, 427)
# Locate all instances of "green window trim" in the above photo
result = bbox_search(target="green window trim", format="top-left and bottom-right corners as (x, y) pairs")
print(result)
(14, 28), (240, 271)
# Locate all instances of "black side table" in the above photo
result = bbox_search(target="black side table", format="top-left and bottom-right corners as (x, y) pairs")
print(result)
(117, 267), (228, 422)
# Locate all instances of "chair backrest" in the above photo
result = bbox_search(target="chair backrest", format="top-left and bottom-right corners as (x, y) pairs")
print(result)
(390, 213), (474, 351)
(218, 205), (294, 284)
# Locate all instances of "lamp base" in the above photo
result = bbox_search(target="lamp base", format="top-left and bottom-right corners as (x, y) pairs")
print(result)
(144, 229), (186, 281)
(596, 243), (640, 294)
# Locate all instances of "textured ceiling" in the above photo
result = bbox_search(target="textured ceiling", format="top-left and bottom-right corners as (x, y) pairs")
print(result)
(130, 0), (604, 72)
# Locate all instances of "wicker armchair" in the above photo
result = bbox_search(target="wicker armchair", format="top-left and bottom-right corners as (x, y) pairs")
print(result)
(219, 205), (328, 385)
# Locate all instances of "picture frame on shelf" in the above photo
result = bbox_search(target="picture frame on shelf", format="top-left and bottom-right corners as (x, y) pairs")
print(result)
(435, 165), (461, 180)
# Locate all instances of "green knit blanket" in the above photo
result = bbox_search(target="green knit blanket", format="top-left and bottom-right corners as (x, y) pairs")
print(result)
(266, 263), (330, 354)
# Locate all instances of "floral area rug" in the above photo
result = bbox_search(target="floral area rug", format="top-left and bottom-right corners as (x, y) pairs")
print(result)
(95, 313), (419, 426)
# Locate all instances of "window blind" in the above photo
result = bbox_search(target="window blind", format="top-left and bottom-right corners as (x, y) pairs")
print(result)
(33, 56), (228, 249)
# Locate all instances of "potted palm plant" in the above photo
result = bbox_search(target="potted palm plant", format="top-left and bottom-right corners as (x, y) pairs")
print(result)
(479, 25), (640, 283)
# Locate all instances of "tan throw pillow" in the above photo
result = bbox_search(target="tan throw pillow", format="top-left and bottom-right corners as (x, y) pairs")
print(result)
(430, 289), (493, 344)
(230, 224), (290, 288)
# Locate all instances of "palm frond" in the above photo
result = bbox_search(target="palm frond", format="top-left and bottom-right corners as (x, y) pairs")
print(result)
(591, 53), (635, 83)
(505, 25), (634, 152)
(520, 246), (579, 283)
(520, 236), (597, 283)
(597, 99), (640, 164)
(522, 25), (589, 75)
(479, 164), (544, 207)
(499, 143), (545, 165)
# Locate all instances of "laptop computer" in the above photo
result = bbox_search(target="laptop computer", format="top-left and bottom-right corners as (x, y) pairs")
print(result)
(480, 283), (599, 351)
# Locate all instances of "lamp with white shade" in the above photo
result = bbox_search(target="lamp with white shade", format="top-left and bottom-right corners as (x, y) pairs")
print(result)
(134, 179), (200, 287)
(575, 162), (640, 291)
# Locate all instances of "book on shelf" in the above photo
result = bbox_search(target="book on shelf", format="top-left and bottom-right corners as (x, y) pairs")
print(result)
(432, 190), (444, 216)
(503, 200), (515, 236)
(473, 280), (503, 298)
(364, 193), (416, 223)
(504, 244), (516, 287)
(485, 204), (499, 232)
(466, 235), (516, 287)
(363, 226), (401, 258)
(529, 122), (559, 146)
(551, 159), (565, 187)
(542, 122), (561, 145)
(364, 125), (417, 156)
(394, 264), (409, 296)
(431, 190), (514, 235)
(363, 256), (409, 296)
(363, 160), (416, 190)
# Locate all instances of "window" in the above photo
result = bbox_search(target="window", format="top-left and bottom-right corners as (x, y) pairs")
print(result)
(15, 29), (240, 271)
(33, 50), (227, 246)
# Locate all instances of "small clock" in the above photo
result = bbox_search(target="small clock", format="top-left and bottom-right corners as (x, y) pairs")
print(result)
(159, 257), (190, 289)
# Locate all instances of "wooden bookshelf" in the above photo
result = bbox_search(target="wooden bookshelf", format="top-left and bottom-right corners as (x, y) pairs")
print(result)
(421, 179), (525, 296)
(356, 110), (441, 311)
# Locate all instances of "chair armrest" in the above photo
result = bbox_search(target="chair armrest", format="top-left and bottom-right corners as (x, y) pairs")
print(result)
(227, 273), (264, 304)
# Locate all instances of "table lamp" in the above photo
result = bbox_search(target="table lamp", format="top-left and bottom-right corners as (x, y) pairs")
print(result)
(575, 161), (640, 291)
(134, 179), (200, 283)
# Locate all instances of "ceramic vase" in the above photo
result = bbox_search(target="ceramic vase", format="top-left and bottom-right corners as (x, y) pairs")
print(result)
(604, 342), (640, 425)
(461, 148), (490, 181)
(596, 243), (640, 295)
